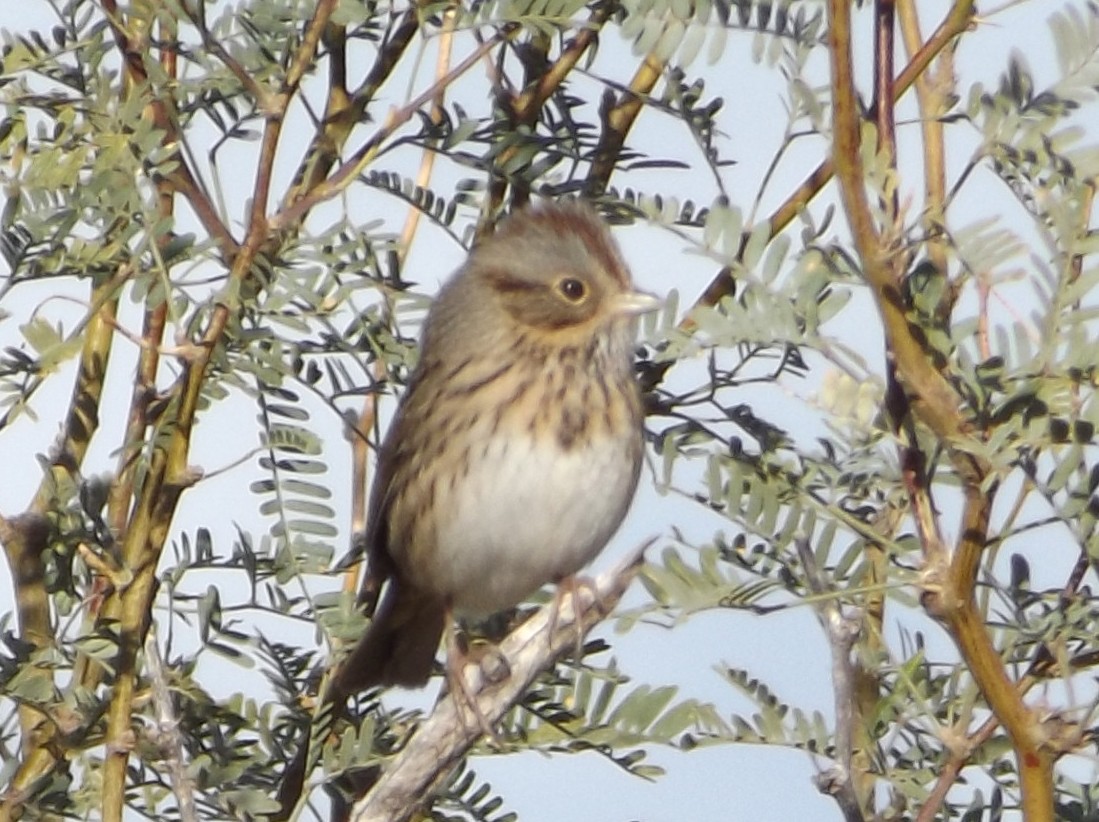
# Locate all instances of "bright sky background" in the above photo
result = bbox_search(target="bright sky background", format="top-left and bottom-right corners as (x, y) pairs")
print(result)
(3, 1), (1099, 820)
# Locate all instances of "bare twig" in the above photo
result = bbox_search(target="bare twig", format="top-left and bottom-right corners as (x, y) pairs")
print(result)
(144, 628), (197, 822)
(794, 539), (866, 822)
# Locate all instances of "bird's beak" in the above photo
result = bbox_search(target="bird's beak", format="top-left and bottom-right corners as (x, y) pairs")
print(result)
(611, 290), (661, 316)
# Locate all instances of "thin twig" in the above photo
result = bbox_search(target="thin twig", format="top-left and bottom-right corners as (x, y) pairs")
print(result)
(794, 538), (866, 822)
(144, 628), (198, 822)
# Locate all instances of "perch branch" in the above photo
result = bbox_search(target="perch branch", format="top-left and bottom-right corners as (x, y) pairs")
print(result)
(348, 544), (648, 822)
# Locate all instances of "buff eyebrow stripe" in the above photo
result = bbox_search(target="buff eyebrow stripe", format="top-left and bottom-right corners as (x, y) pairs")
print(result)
(482, 268), (536, 292)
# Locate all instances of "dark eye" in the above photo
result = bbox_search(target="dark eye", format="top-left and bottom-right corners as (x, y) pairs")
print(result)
(557, 277), (586, 302)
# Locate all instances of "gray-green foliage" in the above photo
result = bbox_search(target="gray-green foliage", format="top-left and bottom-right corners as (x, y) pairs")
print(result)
(2, 0), (1099, 820)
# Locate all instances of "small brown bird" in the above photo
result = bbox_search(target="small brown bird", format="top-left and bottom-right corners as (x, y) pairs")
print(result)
(335, 200), (657, 694)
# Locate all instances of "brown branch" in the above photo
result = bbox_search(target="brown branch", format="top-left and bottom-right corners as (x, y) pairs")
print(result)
(827, 2), (1053, 816)
(78, 21), (180, 706)
(943, 593), (1054, 819)
(828, 0), (978, 461)
(919, 546), (1093, 821)
(97, 5), (343, 818)
(851, 11), (896, 808)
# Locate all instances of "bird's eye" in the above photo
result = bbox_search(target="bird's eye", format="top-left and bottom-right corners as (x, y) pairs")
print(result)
(557, 277), (587, 302)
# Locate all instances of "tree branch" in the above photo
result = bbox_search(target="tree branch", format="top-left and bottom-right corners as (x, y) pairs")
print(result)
(270, 34), (504, 232)
(826, 1), (1054, 818)
(97, 5), (343, 818)
(795, 539), (866, 822)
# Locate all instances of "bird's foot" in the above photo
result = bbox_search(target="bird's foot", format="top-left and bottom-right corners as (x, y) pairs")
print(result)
(445, 628), (504, 746)
(549, 574), (603, 665)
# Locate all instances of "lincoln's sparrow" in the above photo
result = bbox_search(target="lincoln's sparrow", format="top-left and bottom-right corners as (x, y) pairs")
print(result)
(335, 201), (657, 692)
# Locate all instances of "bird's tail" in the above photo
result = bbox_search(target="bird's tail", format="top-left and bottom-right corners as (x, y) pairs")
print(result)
(274, 584), (446, 820)
(333, 582), (447, 693)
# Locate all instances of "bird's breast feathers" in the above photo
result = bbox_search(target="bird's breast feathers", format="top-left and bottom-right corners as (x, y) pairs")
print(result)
(400, 427), (641, 615)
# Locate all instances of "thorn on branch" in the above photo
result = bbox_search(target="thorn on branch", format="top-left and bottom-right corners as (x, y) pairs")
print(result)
(77, 543), (133, 592)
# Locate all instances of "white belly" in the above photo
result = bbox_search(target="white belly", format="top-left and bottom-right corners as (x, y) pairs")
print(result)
(418, 431), (639, 615)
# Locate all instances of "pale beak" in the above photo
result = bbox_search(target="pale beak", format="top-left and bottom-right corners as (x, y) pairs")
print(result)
(611, 290), (661, 316)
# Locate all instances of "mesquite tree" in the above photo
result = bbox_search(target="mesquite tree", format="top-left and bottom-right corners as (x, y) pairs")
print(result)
(2, 1), (1098, 820)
